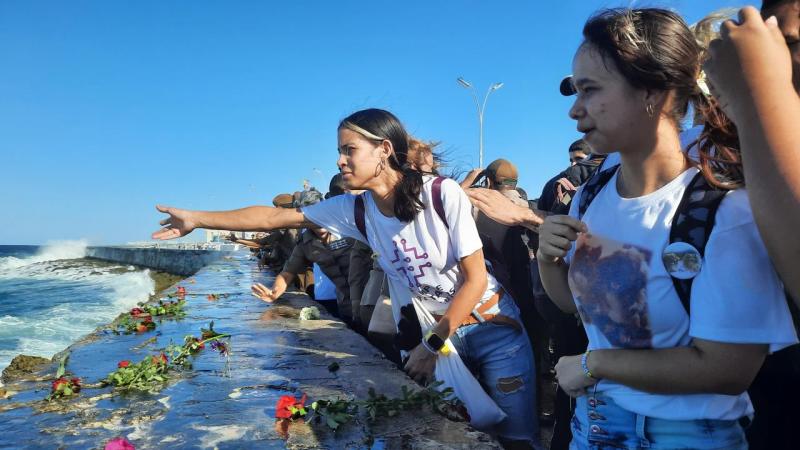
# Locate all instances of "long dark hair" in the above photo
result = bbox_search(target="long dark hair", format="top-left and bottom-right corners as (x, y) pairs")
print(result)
(339, 108), (425, 222)
(583, 8), (742, 188)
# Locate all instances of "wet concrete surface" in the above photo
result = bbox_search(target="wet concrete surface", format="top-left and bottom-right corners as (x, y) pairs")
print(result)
(0, 254), (499, 449)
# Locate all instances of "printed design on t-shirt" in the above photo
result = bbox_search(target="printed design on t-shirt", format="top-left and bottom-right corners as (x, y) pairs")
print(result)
(569, 233), (654, 349)
(390, 239), (451, 303)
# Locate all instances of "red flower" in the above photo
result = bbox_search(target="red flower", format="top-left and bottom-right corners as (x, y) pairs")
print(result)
(52, 377), (67, 391)
(104, 437), (135, 450)
(176, 286), (186, 294)
(130, 307), (145, 316)
(151, 353), (168, 365)
(135, 324), (148, 333)
(274, 394), (307, 419)
(118, 360), (131, 368)
(71, 377), (81, 386)
(142, 316), (153, 323)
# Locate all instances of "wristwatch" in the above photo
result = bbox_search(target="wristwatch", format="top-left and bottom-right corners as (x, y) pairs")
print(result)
(423, 330), (450, 355)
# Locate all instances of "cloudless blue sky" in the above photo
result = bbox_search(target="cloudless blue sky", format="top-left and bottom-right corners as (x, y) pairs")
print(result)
(0, 0), (751, 244)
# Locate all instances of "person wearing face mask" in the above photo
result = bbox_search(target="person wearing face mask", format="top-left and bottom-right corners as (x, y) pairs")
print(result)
(151, 109), (541, 449)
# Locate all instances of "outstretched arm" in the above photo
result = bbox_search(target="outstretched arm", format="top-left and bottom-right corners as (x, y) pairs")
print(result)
(152, 205), (315, 240)
(704, 7), (800, 301)
(467, 188), (546, 231)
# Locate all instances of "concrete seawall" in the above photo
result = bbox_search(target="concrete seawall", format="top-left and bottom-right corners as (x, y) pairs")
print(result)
(0, 254), (498, 449)
(87, 246), (236, 276)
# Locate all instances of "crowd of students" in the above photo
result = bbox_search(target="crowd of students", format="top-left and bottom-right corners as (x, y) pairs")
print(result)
(151, 2), (800, 449)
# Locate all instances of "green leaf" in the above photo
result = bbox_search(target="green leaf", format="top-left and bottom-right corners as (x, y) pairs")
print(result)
(56, 355), (67, 378)
(326, 417), (340, 430)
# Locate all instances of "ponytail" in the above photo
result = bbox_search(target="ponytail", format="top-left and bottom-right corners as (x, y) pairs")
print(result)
(394, 164), (425, 222)
(691, 91), (744, 189)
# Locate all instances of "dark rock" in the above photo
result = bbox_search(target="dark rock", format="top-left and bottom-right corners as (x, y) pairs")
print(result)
(1, 355), (51, 383)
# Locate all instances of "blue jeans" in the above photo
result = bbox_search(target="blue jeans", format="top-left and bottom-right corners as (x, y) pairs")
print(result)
(570, 392), (748, 450)
(450, 293), (541, 448)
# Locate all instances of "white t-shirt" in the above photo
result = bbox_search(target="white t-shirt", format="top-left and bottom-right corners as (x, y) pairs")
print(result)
(565, 167), (798, 421)
(302, 176), (500, 316)
(313, 263), (336, 301)
(598, 125), (704, 172)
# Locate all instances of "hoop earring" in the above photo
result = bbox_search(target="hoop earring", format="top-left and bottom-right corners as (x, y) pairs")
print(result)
(374, 158), (386, 177)
(646, 103), (655, 118)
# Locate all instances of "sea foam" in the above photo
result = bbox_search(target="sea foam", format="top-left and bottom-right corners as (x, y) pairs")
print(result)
(0, 241), (156, 379)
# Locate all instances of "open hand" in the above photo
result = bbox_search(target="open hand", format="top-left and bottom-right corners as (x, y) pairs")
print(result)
(704, 7), (793, 123)
(251, 283), (279, 302)
(403, 344), (437, 385)
(152, 205), (197, 240)
(467, 188), (544, 228)
(536, 215), (587, 263)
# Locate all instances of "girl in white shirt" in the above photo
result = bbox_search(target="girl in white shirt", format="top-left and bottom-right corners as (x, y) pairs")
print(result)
(531, 8), (798, 450)
(152, 109), (541, 448)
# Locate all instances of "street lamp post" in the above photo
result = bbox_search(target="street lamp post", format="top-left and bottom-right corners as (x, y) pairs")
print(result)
(457, 77), (503, 168)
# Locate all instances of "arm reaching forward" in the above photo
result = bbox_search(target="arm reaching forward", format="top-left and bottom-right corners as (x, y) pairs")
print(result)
(151, 204), (316, 240)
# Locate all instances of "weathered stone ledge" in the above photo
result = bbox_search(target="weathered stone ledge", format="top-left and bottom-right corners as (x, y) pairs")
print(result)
(0, 254), (499, 449)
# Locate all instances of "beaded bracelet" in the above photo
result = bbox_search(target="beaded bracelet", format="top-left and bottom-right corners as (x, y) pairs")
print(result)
(581, 350), (598, 380)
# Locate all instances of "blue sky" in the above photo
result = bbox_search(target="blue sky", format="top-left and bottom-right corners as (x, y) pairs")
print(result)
(0, 0), (751, 245)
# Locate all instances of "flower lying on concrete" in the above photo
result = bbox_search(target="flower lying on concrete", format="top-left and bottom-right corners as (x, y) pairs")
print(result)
(49, 376), (81, 400)
(104, 437), (135, 450)
(47, 356), (81, 401)
(105, 322), (231, 391)
(275, 394), (308, 420)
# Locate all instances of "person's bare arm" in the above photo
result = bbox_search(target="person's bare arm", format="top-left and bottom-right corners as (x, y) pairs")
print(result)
(152, 205), (314, 240)
(251, 271), (294, 302)
(459, 168), (484, 189)
(705, 7), (800, 301)
(467, 188), (546, 231)
(556, 338), (768, 397)
(235, 239), (265, 249)
(404, 249), (489, 384)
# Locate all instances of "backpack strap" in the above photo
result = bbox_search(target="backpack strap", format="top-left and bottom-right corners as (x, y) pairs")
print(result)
(577, 165), (620, 220)
(354, 193), (368, 241)
(431, 176), (449, 229)
(668, 171), (727, 314)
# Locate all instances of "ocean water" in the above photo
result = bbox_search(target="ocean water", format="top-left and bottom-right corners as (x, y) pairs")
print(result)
(0, 242), (156, 380)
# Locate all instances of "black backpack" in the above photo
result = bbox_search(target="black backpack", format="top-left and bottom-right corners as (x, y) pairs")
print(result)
(579, 165), (800, 449)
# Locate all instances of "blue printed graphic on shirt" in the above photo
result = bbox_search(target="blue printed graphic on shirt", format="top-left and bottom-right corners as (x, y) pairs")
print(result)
(569, 233), (653, 349)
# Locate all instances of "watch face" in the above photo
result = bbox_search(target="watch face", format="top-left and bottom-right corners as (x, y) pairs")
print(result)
(426, 333), (445, 351)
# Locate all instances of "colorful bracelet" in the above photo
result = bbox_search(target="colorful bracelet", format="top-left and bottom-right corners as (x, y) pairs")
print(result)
(581, 350), (597, 380)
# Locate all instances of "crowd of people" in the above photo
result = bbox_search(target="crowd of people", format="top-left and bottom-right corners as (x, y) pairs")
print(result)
(151, 2), (800, 449)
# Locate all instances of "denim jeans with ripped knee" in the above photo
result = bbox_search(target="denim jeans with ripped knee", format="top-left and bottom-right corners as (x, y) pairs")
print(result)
(450, 293), (542, 449)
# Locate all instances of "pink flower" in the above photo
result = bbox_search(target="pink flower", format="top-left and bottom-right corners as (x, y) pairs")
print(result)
(117, 360), (130, 368)
(104, 437), (135, 450)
